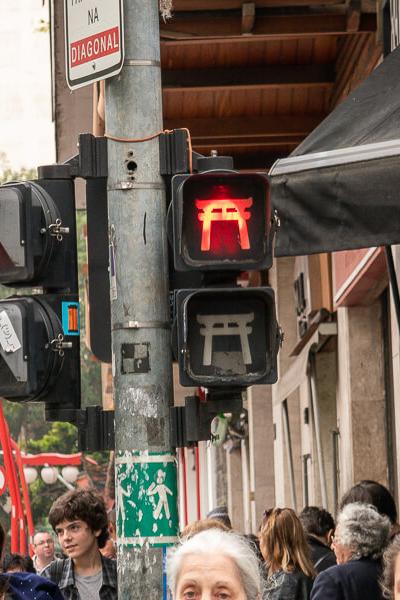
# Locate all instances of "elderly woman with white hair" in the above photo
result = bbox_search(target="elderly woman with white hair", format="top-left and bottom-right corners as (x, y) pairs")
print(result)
(167, 527), (263, 599)
(311, 502), (390, 600)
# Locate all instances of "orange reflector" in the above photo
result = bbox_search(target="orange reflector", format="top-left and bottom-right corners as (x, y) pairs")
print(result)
(68, 305), (79, 333)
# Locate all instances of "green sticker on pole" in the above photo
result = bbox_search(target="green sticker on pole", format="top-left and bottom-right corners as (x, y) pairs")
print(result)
(116, 451), (179, 547)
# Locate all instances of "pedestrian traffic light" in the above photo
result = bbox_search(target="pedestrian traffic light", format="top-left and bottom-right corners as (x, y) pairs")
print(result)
(171, 171), (274, 272)
(0, 166), (81, 422)
(170, 163), (281, 390)
(176, 287), (279, 387)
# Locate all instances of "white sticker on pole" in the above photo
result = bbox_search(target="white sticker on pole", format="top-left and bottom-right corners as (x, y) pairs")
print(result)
(64, 0), (124, 90)
(0, 311), (22, 353)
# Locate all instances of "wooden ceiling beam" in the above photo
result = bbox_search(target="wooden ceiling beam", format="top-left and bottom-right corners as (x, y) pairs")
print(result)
(192, 137), (305, 148)
(170, 0), (345, 10)
(162, 64), (334, 92)
(160, 12), (376, 41)
(164, 114), (326, 141)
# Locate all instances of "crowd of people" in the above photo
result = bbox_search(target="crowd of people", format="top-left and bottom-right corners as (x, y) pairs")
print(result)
(167, 480), (400, 600)
(2, 479), (400, 598)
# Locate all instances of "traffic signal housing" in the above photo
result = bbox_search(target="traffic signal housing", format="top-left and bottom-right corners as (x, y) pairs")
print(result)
(0, 167), (81, 422)
(170, 164), (281, 392)
(176, 286), (279, 387)
(171, 171), (274, 272)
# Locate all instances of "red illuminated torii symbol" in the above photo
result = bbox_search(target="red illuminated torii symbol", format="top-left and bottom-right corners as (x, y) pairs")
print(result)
(195, 198), (253, 251)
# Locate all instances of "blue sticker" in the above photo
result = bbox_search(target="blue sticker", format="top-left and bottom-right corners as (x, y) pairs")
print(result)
(61, 301), (80, 336)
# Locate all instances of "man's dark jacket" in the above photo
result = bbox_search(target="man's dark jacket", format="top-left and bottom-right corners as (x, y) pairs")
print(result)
(310, 557), (384, 600)
(307, 534), (337, 573)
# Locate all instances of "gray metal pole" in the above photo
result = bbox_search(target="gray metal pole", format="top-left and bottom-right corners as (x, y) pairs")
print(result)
(105, 2), (176, 598)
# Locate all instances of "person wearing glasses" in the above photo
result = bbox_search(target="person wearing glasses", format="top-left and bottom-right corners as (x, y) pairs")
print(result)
(311, 503), (390, 600)
(0, 522), (63, 599)
(33, 532), (57, 574)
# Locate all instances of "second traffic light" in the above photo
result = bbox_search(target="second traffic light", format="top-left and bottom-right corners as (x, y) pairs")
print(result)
(169, 162), (280, 390)
(175, 287), (279, 387)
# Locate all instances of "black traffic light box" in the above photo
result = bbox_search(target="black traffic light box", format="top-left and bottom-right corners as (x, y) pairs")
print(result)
(176, 287), (279, 388)
(169, 161), (281, 394)
(171, 171), (274, 272)
(0, 167), (81, 422)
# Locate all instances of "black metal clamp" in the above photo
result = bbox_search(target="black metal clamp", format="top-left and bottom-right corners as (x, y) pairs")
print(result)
(170, 389), (243, 448)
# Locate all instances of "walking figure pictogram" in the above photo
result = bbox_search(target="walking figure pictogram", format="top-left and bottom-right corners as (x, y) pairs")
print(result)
(147, 469), (173, 520)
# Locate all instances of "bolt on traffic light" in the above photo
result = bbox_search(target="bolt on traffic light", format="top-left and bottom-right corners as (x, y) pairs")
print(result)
(0, 166), (81, 422)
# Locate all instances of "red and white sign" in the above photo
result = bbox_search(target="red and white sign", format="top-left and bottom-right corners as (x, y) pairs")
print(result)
(64, 0), (124, 90)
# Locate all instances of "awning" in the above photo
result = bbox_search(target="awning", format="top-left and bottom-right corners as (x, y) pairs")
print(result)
(269, 45), (400, 257)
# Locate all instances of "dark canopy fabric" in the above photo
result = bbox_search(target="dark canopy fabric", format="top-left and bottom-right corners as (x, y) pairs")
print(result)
(270, 45), (400, 257)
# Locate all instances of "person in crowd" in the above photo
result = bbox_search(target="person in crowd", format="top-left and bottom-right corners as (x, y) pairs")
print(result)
(260, 507), (315, 599)
(340, 480), (400, 537)
(2, 554), (35, 574)
(42, 489), (117, 600)
(311, 502), (390, 600)
(179, 517), (230, 540)
(167, 527), (263, 599)
(32, 531), (57, 574)
(381, 534), (400, 599)
(0, 522), (63, 599)
(299, 506), (336, 573)
(206, 505), (233, 529)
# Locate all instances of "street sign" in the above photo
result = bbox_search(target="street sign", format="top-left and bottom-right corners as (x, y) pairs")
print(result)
(64, 0), (124, 90)
(116, 452), (179, 547)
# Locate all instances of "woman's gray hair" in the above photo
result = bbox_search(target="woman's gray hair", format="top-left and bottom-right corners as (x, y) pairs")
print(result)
(336, 502), (390, 560)
(382, 534), (400, 599)
(167, 528), (262, 599)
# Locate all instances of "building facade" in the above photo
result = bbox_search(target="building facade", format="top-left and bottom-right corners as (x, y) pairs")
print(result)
(49, 0), (400, 531)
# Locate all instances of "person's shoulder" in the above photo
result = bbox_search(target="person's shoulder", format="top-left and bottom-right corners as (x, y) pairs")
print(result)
(100, 554), (117, 588)
(101, 555), (117, 569)
(277, 570), (313, 600)
(42, 557), (70, 581)
(337, 557), (380, 573)
(315, 558), (378, 582)
(8, 572), (64, 599)
(288, 569), (313, 583)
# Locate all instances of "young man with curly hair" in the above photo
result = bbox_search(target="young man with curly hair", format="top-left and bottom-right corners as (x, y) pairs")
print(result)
(42, 489), (117, 600)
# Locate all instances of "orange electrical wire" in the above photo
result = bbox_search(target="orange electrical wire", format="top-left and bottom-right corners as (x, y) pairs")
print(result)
(104, 127), (193, 173)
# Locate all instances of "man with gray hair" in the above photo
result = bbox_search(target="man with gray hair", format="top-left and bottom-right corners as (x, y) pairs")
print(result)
(311, 502), (390, 600)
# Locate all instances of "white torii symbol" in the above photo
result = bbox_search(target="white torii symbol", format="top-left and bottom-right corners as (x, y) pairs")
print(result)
(197, 313), (254, 366)
(147, 469), (173, 520)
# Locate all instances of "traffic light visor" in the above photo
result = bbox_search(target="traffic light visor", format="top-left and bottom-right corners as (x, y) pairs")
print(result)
(0, 186), (30, 281)
(176, 172), (272, 271)
(0, 297), (65, 402)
